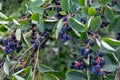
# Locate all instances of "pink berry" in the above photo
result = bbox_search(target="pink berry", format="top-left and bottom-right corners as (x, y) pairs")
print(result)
(77, 62), (81, 66)
(21, 60), (26, 62)
(2, 47), (6, 51)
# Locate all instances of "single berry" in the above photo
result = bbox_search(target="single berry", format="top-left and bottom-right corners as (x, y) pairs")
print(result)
(77, 62), (81, 66)
(98, 52), (103, 57)
(89, 41), (94, 46)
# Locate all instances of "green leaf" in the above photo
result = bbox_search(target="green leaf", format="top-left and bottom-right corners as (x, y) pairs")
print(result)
(108, 17), (120, 32)
(61, 0), (69, 11)
(13, 19), (20, 25)
(90, 2), (101, 8)
(47, 71), (66, 79)
(0, 21), (9, 24)
(48, 11), (56, 17)
(38, 20), (44, 33)
(32, 6), (44, 15)
(82, 6), (89, 16)
(3, 57), (10, 75)
(59, 11), (67, 15)
(15, 66), (32, 75)
(68, 18), (87, 32)
(115, 48), (120, 62)
(100, 0), (110, 4)
(55, 19), (64, 39)
(103, 38), (120, 49)
(103, 54), (118, 72)
(13, 74), (25, 80)
(39, 64), (54, 73)
(44, 20), (58, 30)
(90, 16), (102, 30)
(112, 3), (120, 11)
(0, 25), (8, 32)
(101, 40), (115, 52)
(30, 0), (44, 7)
(31, 13), (39, 21)
(66, 70), (86, 80)
(15, 29), (21, 41)
(45, 74), (59, 80)
(21, 33), (29, 46)
(81, 32), (88, 42)
(104, 6), (115, 23)
(88, 7), (97, 16)
(96, 39), (115, 53)
(0, 12), (7, 19)
(71, 0), (82, 7)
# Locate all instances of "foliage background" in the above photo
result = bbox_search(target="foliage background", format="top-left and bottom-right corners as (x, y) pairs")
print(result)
(0, 0), (120, 80)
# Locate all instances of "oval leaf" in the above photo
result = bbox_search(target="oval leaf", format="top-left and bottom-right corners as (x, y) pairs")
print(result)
(55, 19), (64, 39)
(3, 59), (10, 75)
(13, 19), (20, 25)
(61, 0), (69, 11)
(90, 16), (102, 30)
(88, 7), (96, 16)
(66, 70), (86, 80)
(39, 64), (54, 73)
(15, 29), (21, 41)
(103, 38), (120, 49)
(0, 21), (9, 24)
(68, 18), (87, 32)
(104, 6), (115, 23)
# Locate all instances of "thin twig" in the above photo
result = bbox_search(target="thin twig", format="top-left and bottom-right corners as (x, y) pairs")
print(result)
(32, 42), (40, 80)
(1, 44), (34, 80)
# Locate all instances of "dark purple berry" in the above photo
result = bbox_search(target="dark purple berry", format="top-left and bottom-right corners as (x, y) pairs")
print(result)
(63, 16), (67, 21)
(3, 39), (8, 45)
(89, 41), (94, 46)
(98, 52), (103, 57)
(92, 61), (97, 66)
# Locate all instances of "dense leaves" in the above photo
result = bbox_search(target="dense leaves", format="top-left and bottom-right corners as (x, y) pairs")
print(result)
(0, 0), (120, 80)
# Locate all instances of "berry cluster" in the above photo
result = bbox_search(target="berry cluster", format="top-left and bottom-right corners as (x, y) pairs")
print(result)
(116, 32), (120, 40)
(70, 30), (105, 76)
(70, 60), (86, 70)
(56, 7), (66, 19)
(30, 26), (49, 52)
(92, 51), (105, 76)
(80, 47), (92, 59)
(59, 24), (72, 43)
(108, 0), (117, 7)
(0, 32), (23, 54)
(100, 14), (109, 28)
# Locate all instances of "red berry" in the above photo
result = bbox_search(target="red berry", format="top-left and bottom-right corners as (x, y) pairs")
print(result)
(77, 62), (81, 66)
(2, 47), (6, 51)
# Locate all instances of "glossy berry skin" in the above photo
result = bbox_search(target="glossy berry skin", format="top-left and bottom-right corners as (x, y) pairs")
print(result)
(63, 16), (67, 21)
(92, 61), (97, 66)
(98, 52), (103, 57)
(89, 41), (94, 46)
(77, 62), (81, 66)
(83, 50), (90, 59)
(99, 59), (105, 67)
(44, 32), (49, 37)
(116, 32), (120, 40)
(3, 39), (8, 45)
(67, 27), (72, 31)
(80, 47), (85, 55)
(9, 41), (16, 49)
(92, 65), (103, 76)
(39, 37), (44, 41)
(85, 38), (90, 43)
(89, 48), (92, 53)
(16, 46), (23, 53)
(88, 29), (94, 35)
